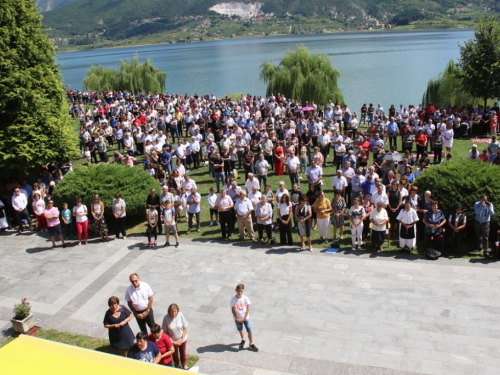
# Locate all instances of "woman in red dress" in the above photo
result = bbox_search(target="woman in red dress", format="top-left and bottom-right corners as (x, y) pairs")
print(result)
(274, 143), (284, 175)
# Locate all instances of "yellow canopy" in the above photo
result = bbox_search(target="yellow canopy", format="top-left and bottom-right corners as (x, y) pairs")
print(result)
(0, 335), (193, 375)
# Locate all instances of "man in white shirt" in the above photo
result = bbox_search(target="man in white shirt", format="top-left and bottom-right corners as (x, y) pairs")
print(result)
(331, 170), (347, 194)
(125, 273), (155, 333)
(182, 175), (197, 192)
(285, 150), (300, 187)
(12, 186), (32, 233)
(190, 136), (201, 169)
(371, 184), (389, 208)
(245, 173), (260, 193)
(306, 160), (323, 191)
(235, 191), (255, 241)
(318, 128), (331, 165)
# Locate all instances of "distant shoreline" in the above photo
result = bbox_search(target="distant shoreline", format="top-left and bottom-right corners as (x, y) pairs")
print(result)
(55, 26), (472, 55)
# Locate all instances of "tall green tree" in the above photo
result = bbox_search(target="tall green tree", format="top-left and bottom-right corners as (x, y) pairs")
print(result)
(422, 60), (478, 107)
(83, 55), (167, 93)
(457, 16), (500, 109)
(260, 45), (343, 105)
(0, 0), (77, 177)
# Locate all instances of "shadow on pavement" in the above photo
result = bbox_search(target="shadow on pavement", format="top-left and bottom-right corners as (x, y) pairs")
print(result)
(196, 343), (240, 354)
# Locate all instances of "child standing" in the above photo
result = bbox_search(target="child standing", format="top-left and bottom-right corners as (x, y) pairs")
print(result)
(230, 283), (258, 352)
(207, 187), (219, 226)
(163, 200), (179, 248)
(61, 203), (76, 239)
(146, 206), (158, 247)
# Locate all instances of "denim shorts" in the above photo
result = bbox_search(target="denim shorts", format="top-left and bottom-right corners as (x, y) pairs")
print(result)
(235, 319), (252, 333)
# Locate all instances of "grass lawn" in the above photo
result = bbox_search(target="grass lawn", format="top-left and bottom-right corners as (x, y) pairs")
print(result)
(0, 328), (199, 368)
(70, 113), (487, 257)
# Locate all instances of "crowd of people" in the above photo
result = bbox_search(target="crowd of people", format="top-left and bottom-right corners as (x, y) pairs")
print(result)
(103, 273), (257, 367)
(1, 91), (499, 258)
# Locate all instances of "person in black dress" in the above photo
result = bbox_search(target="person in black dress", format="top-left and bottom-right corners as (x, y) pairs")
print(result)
(103, 296), (135, 356)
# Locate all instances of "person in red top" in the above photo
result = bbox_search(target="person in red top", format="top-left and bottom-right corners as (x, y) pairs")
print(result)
(137, 110), (147, 125)
(148, 324), (175, 366)
(415, 129), (428, 160)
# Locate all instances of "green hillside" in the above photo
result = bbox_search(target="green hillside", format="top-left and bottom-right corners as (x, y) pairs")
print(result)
(41, 0), (499, 50)
(36, 0), (77, 12)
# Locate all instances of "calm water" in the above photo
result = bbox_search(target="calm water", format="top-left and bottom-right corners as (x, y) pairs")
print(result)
(57, 29), (473, 111)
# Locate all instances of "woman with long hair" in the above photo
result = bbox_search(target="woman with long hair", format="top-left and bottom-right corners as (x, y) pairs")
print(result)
(277, 193), (293, 245)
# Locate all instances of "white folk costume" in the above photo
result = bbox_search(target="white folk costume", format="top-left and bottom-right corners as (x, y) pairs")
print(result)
(396, 207), (419, 248)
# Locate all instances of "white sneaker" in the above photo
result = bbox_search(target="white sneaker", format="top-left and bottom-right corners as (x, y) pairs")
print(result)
(216, 220), (220, 225)
(209, 221), (213, 226)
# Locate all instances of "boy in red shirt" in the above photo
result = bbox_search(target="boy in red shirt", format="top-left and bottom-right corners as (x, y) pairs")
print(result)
(148, 324), (175, 366)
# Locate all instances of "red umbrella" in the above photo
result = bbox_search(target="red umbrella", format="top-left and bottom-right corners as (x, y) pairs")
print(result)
(301, 106), (316, 111)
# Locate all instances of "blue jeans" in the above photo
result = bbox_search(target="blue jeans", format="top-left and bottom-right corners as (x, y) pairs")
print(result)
(170, 126), (179, 142)
(258, 174), (268, 188)
(235, 319), (252, 333)
(215, 171), (225, 193)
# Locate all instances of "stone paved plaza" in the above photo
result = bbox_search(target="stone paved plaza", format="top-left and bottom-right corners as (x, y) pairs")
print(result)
(1, 231), (500, 375)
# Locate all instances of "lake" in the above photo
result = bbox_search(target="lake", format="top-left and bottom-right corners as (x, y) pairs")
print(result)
(57, 29), (474, 111)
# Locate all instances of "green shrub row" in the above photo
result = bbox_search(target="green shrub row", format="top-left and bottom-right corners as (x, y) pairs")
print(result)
(412, 160), (499, 221)
(52, 164), (160, 218)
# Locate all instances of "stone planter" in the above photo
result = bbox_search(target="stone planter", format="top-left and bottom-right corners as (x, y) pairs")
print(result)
(11, 313), (34, 334)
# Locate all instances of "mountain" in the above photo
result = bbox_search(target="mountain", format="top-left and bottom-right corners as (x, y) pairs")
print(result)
(36, 0), (77, 12)
(41, 0), (499, 44)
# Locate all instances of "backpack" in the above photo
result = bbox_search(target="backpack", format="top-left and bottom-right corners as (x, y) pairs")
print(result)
(425, 248), (441, 260)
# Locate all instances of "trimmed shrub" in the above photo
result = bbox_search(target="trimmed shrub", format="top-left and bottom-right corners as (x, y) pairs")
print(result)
(412, 161), (500, 221)
(52, 164), (160, 218)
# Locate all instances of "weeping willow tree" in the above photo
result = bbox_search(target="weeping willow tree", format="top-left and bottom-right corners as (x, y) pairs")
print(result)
(421, 60), (478, 107)
(82, 55), (167, 93)
(260, 45), (343, 105)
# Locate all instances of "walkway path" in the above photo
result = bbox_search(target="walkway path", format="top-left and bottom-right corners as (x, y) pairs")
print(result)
(1, 231), (499, 375)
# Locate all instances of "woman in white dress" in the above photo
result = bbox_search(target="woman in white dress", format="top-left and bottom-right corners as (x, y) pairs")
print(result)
(396, 202), (419, 251)
(442, 122), (454, 155)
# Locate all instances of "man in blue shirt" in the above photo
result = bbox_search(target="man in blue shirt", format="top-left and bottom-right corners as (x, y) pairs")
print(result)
(474, 194), (495, 257)
(159, 148), (172, 173)
(386, 117), (399, 150)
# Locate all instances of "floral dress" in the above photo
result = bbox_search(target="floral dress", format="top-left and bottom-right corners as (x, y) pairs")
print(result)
(331, 197), (346, 227)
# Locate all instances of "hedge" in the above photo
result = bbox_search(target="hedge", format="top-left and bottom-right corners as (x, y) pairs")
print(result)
(412, 161), (500, 221)
(52, 164), (160, 218)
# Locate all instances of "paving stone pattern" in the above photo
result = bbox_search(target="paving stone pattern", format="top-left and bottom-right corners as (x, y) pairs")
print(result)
(1, 231), (500, 375)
